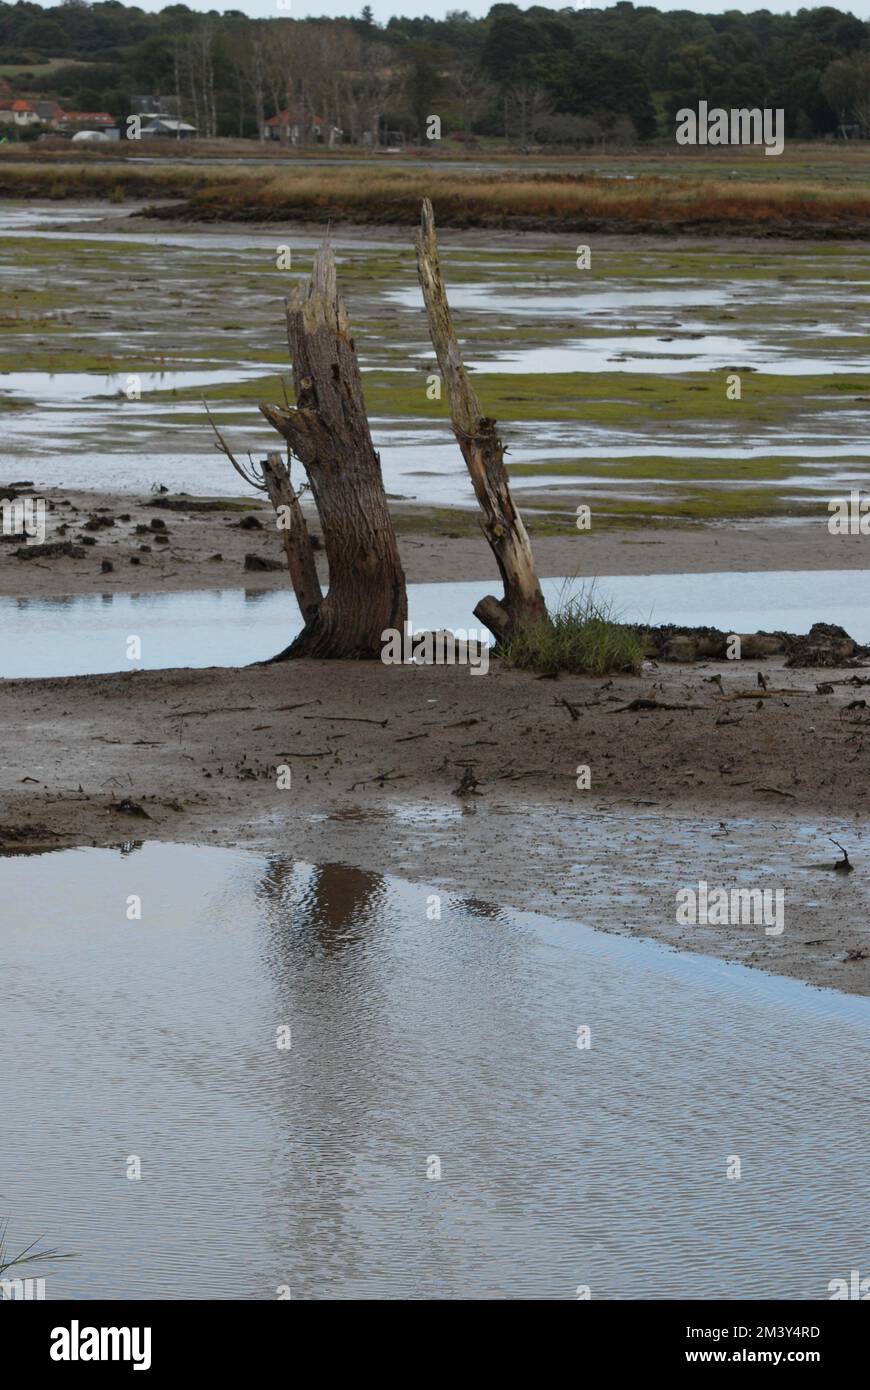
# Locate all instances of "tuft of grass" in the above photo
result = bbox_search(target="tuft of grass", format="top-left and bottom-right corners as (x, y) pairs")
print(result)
(0, 1219), (74, 1283)
(500, 587), (644, 676)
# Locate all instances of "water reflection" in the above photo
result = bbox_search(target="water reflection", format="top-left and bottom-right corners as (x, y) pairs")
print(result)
(1, 842), (867, 1299)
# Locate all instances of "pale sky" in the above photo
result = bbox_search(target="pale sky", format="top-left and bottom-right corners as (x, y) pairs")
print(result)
(38, 1), (870, 22)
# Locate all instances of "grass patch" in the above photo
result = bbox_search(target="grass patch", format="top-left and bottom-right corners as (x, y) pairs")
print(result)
(500, 587), (644, 676)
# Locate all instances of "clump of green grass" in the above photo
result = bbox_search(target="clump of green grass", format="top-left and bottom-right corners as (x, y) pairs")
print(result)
(501, 588), (643, 676)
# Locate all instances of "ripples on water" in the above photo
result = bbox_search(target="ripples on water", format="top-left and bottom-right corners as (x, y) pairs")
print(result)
(1, 843), (867, 1299)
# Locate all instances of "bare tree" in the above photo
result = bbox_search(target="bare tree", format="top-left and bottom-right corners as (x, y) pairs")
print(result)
(451, 57), (496, 146)
(355, 41), (395, 146)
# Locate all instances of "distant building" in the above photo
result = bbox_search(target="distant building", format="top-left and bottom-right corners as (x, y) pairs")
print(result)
(63, 111), (115, 129)
(131, 95), (180, 121)
(262, 108), (341, 145)
(30, 100), (67, 127)
(140, 118), (197, 139)
(9, 99), (39, 127)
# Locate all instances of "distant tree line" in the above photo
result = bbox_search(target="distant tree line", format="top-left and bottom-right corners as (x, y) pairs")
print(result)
(1, 0), (869, 146)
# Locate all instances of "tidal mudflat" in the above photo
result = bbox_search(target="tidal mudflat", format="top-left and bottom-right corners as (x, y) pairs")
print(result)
(2, 202), (869, 533)
(2, 191), (869, 1308)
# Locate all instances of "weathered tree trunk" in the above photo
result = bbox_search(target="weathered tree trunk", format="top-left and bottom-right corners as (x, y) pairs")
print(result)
(415, 198), (549, 643)
(261, 451), (322, 627)
(261, 243), (407, 658)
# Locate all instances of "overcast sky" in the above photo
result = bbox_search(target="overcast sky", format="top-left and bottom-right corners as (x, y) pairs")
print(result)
(39, 1), (870, 23)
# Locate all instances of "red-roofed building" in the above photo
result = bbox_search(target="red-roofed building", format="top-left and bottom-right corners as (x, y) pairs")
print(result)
(63, 111), (115, 127)
(261, 108), (340, 146)
(9, 99), (39, 127)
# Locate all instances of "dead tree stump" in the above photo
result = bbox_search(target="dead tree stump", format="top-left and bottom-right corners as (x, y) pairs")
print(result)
(415, 198), (549, 644)
(261, 242), (407, 659)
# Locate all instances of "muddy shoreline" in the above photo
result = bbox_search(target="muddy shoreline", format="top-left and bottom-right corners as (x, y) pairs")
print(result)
(2, 653), (868, 998)
(39, 207), (870, 256)
(139, 201), (870, 241)
(1, 487), (867, 599)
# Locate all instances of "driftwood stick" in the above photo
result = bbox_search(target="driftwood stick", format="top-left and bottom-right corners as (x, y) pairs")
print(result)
(415, 198), (549, 643)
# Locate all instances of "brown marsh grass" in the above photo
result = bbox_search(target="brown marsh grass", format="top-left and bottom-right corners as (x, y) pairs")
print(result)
(1, 157), (868, 234)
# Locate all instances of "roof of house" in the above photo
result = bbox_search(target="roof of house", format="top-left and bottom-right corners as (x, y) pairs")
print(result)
(11, 99), (33, 112)
(64, 112), (115, 124)
(31, 100), (66, 120)
(141, 118), (197, 132)
(265, 109), (325, 127)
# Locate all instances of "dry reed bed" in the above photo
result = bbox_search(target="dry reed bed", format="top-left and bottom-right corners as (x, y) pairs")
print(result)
(1, 160), (868, 233)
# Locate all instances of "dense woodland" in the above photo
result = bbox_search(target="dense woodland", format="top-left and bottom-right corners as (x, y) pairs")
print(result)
(1, 1), (869, 145)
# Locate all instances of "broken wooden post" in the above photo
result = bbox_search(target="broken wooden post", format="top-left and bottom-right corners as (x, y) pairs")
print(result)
(205, 407), (323, 637)
(415, 197), (550, 643)
(261, 451), (322, 627)
(261, 241), (408, 658)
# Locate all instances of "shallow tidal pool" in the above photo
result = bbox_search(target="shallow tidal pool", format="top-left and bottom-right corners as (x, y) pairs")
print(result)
(2, 570), (869, 678)
(1, 841), (867, 1299)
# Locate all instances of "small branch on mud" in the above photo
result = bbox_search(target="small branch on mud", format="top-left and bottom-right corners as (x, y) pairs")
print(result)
(719, 688), (808, 701)
(169, 705), (256, 718)
(829, 837), (854, 872)
(304, 714), (389, 726)
(349, 770), (406, 790)
(609, 698), (704, 713)
(753, 785), (797, 799)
